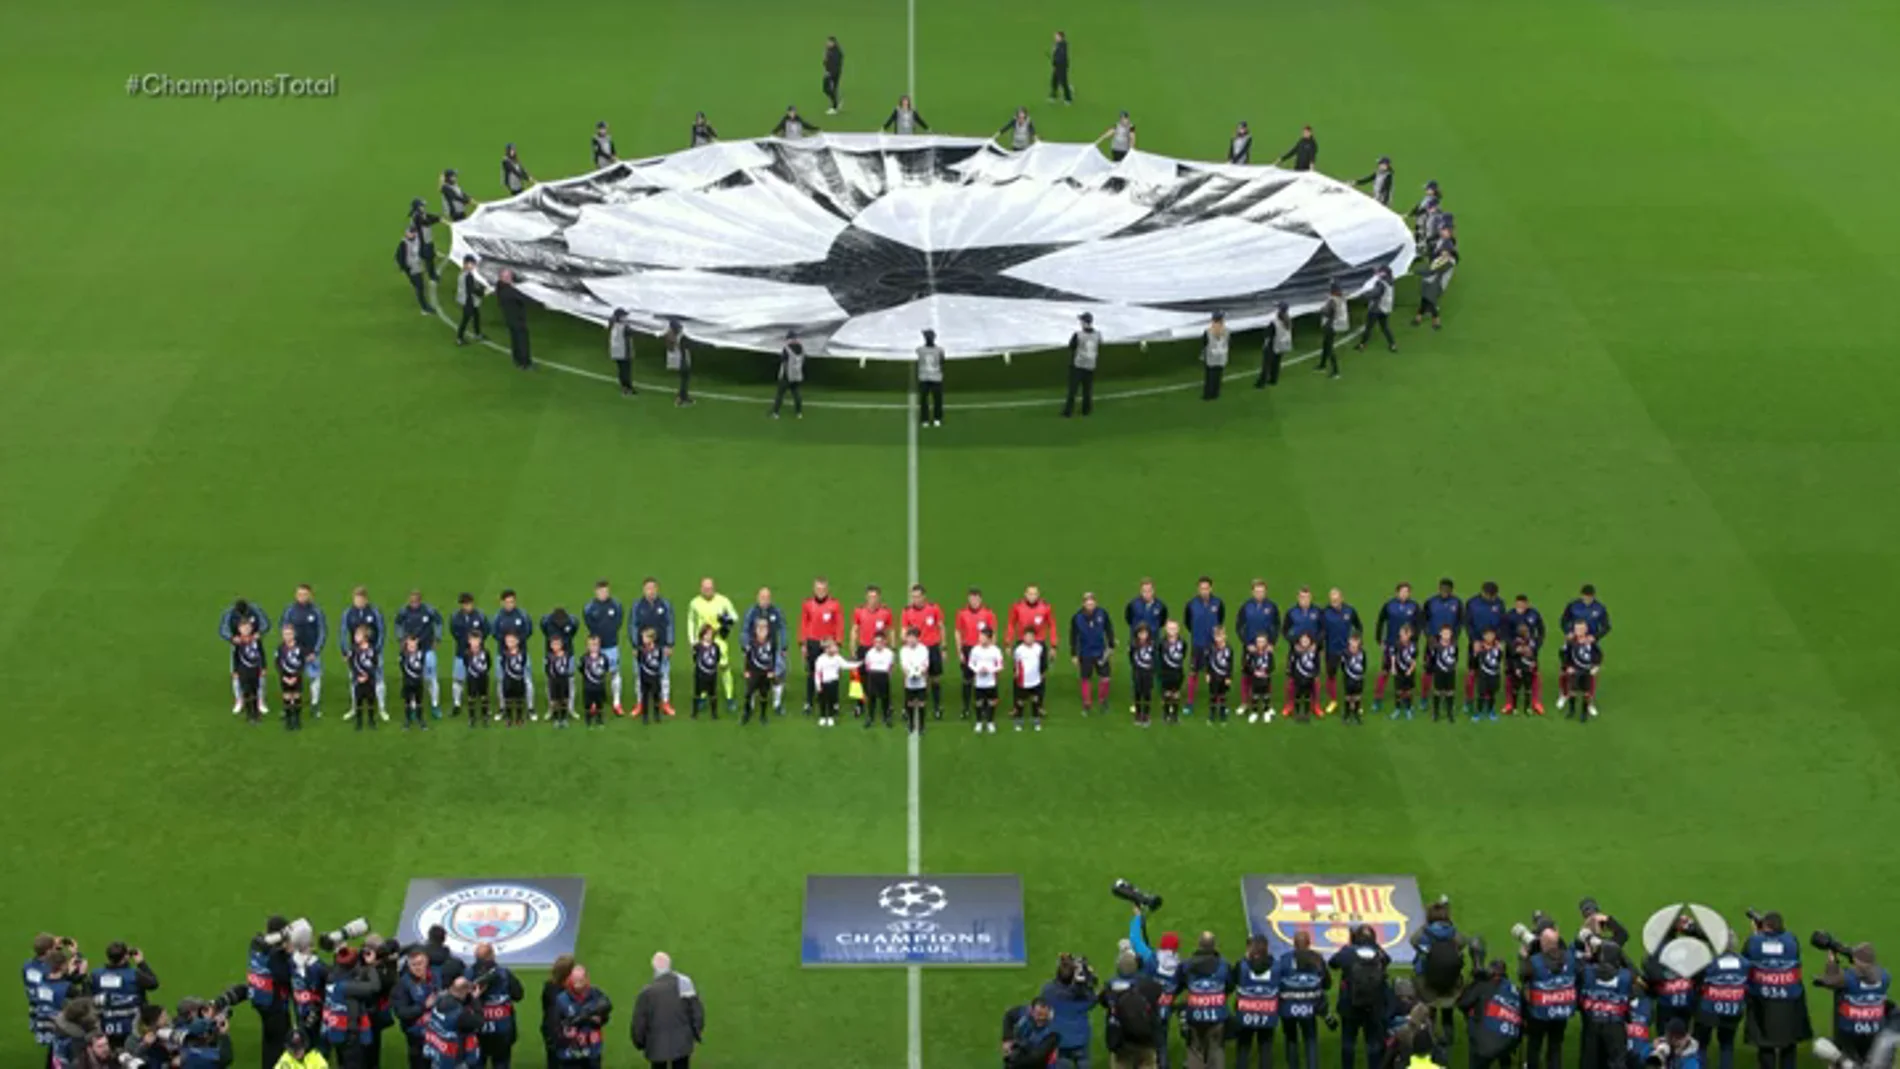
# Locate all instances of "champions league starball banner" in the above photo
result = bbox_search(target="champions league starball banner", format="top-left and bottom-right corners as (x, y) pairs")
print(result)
(447, 135), (1415, 360)
(1240, 874), (1428, 966)
(802, 875), (1027, 967)
(397, 877), (586, 967)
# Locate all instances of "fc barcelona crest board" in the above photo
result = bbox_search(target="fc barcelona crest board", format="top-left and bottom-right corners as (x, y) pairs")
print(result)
(1239, 874), (1428, 966)
(397, 876), (586, 966)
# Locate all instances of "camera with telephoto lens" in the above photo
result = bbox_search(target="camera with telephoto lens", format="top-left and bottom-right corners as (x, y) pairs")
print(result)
(205, 983), (250, 1015)
(317, 918), (371, 952)
(1745, 908), (1766, 926)
(1812, 930), (1856, 957)
(114, 1051), (147, 1068)
(1110, 879), (1163, 912)
(1811, 1038), (1861, 1069)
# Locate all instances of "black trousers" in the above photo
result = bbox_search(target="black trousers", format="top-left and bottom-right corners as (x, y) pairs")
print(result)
(1318, 327), (1340, 374)
(1062, 365), (1094, 416)
(615, 359), (634, 392)
(1202, 364), (1224, 399)
(804, 640), (824, 706)
(420, 244), (438, 281)
(458, 301), (482, 340)
(1359, 312), (1394, 349)
(1693, 1023), (1737, 1069)
(676, 362), (691, 402)
(1284, 1016), (1320, 1069)
(257, 1007), (291, 1068)
(1524, 1017), (1567, 1069)
(474, 1033), (515, 1067)
(823, 74), (840, 108)
(1578, 1021), (1623, 1069)
(648, 1058), (690, 1069)
(1234, 1026), (1275, 1069)
(507, 324), (531, 368)
(1339, 1009), (1383, 1069)
(1753, 1046), (1796, 1069)
(772, 380), (803, 415)
(1257, 348), (1283, 386)
(918, 380), (943, 422)
(1468, 1045), (1515, 1069)
(1416, 296), (1440, 320)
(407, 273), (432, 313)
(1050, 64), (1072, 101)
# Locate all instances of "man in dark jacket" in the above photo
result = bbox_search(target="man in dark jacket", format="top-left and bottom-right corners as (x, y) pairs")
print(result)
(495, 270), (533, 370)
(1100, 950), (1163, 1069)
(1456, 959), (1522, 1069)
(1331, 925), (1392, 1069)
(1040, 954), (1099, 1067)
(405, 926), (466, 984)
(631, 952), (704, 1069)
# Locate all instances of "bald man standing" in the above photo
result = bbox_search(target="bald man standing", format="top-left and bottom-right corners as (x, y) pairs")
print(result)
(632, 952), (704, 1069)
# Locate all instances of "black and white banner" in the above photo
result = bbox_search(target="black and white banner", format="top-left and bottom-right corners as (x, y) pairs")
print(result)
(448, 135), (1414, 360)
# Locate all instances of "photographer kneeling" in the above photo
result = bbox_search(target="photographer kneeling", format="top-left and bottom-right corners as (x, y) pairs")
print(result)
(1815, 938), (1891, 1064)
(1646, 1019), (1702, 1069)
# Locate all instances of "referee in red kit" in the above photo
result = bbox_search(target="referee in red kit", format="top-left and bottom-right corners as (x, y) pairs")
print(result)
(799, 577), (845, 716)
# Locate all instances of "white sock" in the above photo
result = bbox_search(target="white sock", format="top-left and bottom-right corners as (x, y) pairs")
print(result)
(527, 675), (537, 710)
(231, 677), (242, 702)
(452, 680), (464, 707)
(612, 673), (623, 706)
(660, 668), (671, 702)
(773, 683), (784, 708)
(311, 677), (322, 706)
(428, 677), (441, 708)
(375, 680), (387, 711)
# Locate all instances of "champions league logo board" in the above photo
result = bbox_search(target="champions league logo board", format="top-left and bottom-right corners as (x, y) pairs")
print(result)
(398, 877), (585, 966)
(1240, 875), (1427, 966)
(802, 875), (1027, 967)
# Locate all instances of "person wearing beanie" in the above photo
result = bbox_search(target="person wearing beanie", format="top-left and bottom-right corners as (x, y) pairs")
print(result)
(608, 309), (638, 395)
(1231, 935), (1280, 1069)
(1354, 156), (1395, 206)
(1354, 267), (1398, 353)
(1316, 280), (1349, 378)
(1278, 930), (1332, 1069)
(1200, 312), (1229, 400)
(1063, 311), (1100, 417)
(407, 197), (441, 282)
(319, 945), (380, 1064)
(1179, 932), (1231, 1069)
(455, 255), (488, 345)
(1229, 122), (1253, 165)
(501, 142), (531, 196)
(916, 329), (945, 426)
(1127, 914), (1186, 1069)
(439, 168), (473, 223)
(1577, 940), (1634, 1069)
(1258, 302), (1292, 388)
(1817, 942), (1889, 1062)
(1101, 947), (1165, 1069)
(395, 224), (434, 315)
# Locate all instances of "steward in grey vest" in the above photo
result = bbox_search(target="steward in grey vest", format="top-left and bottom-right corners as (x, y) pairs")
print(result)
(501, 143), (530, 195)
(883, 97), (929, 135)
(608, 308), (637, 395)
(1355, 267), (1398, 352)
(1200, 312), (1230, 401)
(773, 331), (806, 418)
(455, 255), (488, 343)
(663, 318), (693, 406)
(999, 109), (1037, 151)
(1257, 302), (1292, 388)
(916, 329), (945, 426)
(1316, 283), (1349, 377)
(1062, 312), (1099, 417)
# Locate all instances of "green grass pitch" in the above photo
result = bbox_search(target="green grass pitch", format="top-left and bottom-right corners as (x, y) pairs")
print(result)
(4, 0), (1900, 1065)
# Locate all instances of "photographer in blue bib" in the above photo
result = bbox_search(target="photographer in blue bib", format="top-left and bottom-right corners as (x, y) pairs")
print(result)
(1739, 910), (1810, 1069)
(1812, 931), (1889, 1065)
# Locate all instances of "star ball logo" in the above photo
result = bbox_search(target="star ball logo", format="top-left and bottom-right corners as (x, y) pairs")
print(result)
(414, 884), (565, 958)
(878, 880), (949, 922)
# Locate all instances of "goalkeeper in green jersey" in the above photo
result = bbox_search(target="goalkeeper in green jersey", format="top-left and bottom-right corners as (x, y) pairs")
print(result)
(687, 577), (740, 715)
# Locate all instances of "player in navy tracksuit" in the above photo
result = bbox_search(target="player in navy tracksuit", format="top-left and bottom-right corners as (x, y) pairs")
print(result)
(395, 591), (446, 718)
(448, 594), (490, 715)
(1069, 593), (1115, 714)
(1372, 582), (1421, 712)
(1318, 589), (1362, 713)
(583, 580), (626, 713)
(220, 598), (273, 716)
(492, 590), (535, 718)
(279, 584), (327, 715)
(1236, 581), (1280, 709)
(1503, 595), (1547, 714)
(1462, 582), (1506, 714)
(1182, 578), (1225, 716)
(1421, 579), (1462, 665)
(1559, 584), (1612, 641)
(1124, 582), (1169, 656)
(1281, 588), (1321, 663)
(338, 586), (388, 721)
